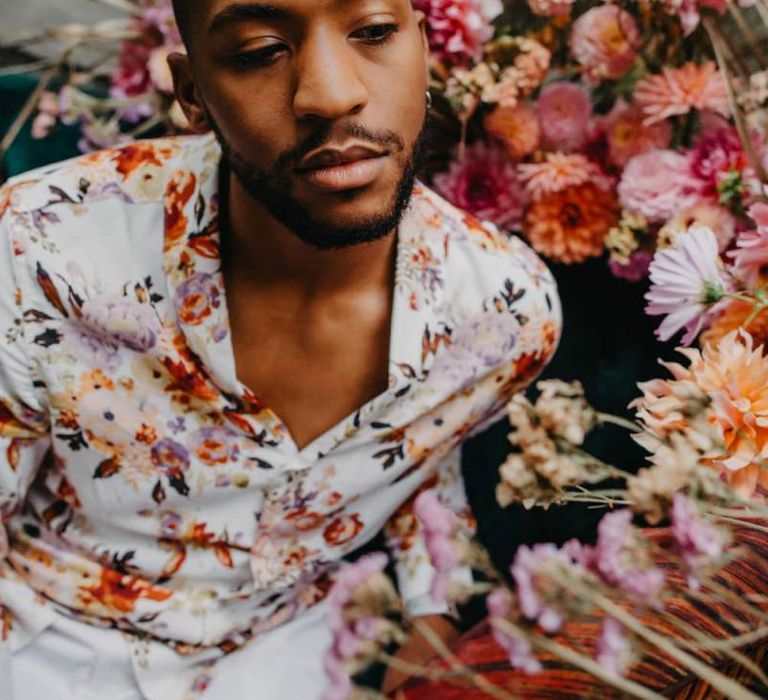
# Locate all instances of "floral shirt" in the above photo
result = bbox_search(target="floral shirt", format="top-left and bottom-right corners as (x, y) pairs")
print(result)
(0, 134), (560, 694)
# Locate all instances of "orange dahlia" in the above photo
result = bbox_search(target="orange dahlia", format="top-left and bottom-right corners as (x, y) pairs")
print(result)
(701, 299), (768, 350)
(484, 102), (541, 160)
(523, 183), (620, 263)
(635, 330), (768, 498)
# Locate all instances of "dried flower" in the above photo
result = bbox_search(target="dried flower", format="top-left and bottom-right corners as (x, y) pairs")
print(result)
(670, 492), (724, 589)
(487, 587), (543, 674)
(627, 435), (701, 525)
(524, 183), (620, 264)
(634, 62), (729, 126)
(535, 380), (597, 446)
(645, 225), (731, 344)
(413, 490), (465, 604)
(518, 154), (608, 200)
(618, 150), (701, 223)
(595, 618), (633, 677)
(588, 510), (665, 606)
(434, 140), (527, 230)
(609, 251), (654, 282)
(594, 99), (673, 169)
(485, 102), (541, 160)
(323, 553), (402, 700)
(511, 540), (587, 632)
(569, 6), (640, 84)
(536, 82), (592, 152)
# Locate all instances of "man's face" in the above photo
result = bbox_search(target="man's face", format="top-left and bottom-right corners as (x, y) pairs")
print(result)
(173, 0), (430, 249)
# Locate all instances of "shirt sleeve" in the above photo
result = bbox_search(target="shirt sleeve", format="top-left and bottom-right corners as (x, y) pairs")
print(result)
(383, 446), (474, 618)
(0, 204), (51, 558)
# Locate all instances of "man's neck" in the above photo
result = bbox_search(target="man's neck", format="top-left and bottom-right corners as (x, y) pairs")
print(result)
(224, 173), (398, 297)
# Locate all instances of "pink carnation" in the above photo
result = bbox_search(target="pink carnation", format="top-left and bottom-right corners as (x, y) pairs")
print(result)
(618, 150), (701, 223)
(728, 202), (768, 286)
(110, 42), (155, 122)
(536, 81), (592, 152)
(689, 126), (746, 200)
(594, 99), (673, 168)
(413, 0), (503, 65)
(433, 140), (528, 230)
(569, 5), (640, 84)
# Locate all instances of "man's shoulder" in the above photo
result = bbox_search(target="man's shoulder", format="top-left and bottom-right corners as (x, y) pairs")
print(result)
(410, 184), (557, 298)
(0, 133), (217, 218)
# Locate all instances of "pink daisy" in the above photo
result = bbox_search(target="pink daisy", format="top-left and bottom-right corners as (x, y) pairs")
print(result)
(645, 225), (731, 344)
(634, 62), (730, 126)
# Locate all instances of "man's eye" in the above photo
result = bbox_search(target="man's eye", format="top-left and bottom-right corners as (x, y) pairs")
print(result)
(233, 45), (287, 68)
(352, 23), (399, 44)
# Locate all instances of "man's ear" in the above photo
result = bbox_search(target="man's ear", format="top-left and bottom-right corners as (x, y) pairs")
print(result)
(168, 52), (210, 134)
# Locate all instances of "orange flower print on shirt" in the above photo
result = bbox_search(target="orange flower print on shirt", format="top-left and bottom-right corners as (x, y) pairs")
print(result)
(189, 426), (240, 466)
(112, 143), (173, 180)
(173, 273), (222, 327)
(284, 507), (325, 532)
(165, 170), (197, 247)
(79, 567), (172, 615)
(323, 513), (364, 546)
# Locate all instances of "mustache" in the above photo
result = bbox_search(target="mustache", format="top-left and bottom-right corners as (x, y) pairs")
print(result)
(274, 123), (406, 172)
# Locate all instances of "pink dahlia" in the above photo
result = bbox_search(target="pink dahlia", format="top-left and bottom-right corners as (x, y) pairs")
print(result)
(413, 0), (503, 66)
(569, 5), (640, 84)
(536, 81), (592, 152)
(433, 140), (527, 229)
(728, 202), (768, 287)
(634, 62), (730, 126)
(645, 225), (731, 344)
(618, 150), (701, 223)
(594, 99), (673, 168)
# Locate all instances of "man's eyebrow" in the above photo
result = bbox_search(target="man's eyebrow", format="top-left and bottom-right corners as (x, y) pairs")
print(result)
(208, 3), (291, 34)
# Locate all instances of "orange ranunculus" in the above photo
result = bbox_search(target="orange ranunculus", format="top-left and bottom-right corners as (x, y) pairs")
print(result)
(523, 183), (620, 264)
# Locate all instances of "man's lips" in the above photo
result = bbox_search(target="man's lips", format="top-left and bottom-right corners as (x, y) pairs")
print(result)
(296, 145), (389, 192)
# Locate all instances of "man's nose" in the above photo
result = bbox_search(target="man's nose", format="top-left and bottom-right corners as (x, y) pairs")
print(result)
(293, 30), (368, 121)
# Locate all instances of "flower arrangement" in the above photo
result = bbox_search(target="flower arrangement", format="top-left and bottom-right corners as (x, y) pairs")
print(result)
(3, 0), (768, 288)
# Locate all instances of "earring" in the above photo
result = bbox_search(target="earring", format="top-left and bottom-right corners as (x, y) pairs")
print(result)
(426, 90), (433, 110)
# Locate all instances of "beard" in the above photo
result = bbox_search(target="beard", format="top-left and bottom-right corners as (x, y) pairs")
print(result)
(212, 116), (429, 251)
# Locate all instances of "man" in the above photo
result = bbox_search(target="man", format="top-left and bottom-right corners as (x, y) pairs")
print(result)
(0, 1), (560, 698)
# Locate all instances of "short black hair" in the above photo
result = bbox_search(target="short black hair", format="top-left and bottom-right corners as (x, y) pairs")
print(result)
(171, 0), (190, 43)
